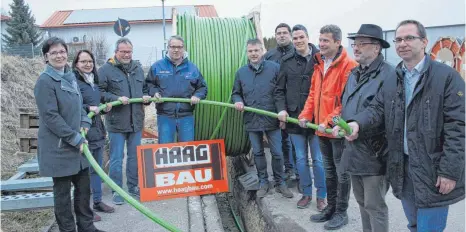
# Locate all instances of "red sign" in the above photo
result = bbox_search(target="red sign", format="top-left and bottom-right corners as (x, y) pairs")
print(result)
(137, 139), (229, 202)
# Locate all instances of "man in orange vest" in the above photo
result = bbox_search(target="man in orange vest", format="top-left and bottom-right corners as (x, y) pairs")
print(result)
(298, 24), (357, 230)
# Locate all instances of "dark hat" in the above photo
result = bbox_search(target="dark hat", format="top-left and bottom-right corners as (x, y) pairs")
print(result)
(348, 24), (390, 48)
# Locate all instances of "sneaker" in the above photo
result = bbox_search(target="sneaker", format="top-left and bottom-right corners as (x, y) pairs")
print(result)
(112, 192), (125, 205)
(297, 196), (311, 209)
(316, 198), (327, 212)
(275, 185), (293, 198)
(94, 201), (115, 213)
(129, 187), (140, 198)
(256, 184), (270, 198)
(310, 206), (335, 223)
(93, 213), (101, 222)
(324, 211), (348, 230)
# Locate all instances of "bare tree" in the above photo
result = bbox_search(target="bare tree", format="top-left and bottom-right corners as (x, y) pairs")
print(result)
(85, 34), (109, 66)
(67, 33), (109, 66)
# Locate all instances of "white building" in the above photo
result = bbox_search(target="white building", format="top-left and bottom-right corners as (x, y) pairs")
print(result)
(40, 5), (218, 67)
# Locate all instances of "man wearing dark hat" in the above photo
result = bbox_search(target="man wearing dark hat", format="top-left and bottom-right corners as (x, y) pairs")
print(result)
(336, 20), (465, 232)
(334, 24), (395, 232)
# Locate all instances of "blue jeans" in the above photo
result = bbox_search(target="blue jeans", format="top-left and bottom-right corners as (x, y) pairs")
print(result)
(248, 129), (285, 187)
(89, 146), (103, 203)
(157, 115), (194, 144)
(289, 133), (326, 198)
(401, 156), (449, 232)
(108, 131), (142, 191)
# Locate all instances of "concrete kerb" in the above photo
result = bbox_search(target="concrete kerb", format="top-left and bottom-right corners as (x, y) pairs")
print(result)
(188, 196), (205, 231)
(201, 195), (224, 231)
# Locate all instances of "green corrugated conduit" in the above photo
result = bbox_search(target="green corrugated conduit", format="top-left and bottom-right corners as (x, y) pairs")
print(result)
(81, 98), (349, 231)
(79, 12), (352, 232)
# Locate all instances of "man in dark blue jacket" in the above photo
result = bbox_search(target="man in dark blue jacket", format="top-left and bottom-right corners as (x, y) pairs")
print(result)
(232, 38), (293, 198)
(146, 35), (207, 144)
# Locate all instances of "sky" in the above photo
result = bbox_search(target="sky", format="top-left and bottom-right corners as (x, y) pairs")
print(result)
(1, 0), (465, 45)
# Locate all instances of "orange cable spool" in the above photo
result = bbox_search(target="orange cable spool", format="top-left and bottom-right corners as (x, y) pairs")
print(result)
(457, 39), (465, 79)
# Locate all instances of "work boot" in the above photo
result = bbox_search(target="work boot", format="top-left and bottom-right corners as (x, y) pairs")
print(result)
(94, 201), (115, 213)
(256, 184), (269, 198)
(275, 185), (294, 198)
(93, 213), (101, 222)
(310, 206), (335, 222)
(324, 211), (348, 230)
(316, 198), (327, 212)
(297, 196), (311, 209)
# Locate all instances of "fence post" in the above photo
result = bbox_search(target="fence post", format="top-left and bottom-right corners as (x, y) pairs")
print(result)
(31, 43), (34, 58)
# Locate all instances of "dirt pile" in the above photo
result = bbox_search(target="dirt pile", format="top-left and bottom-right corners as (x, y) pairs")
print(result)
(1, 55), (44, 179)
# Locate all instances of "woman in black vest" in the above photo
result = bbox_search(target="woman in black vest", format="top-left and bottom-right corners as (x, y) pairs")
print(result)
(72, 50), (115, 221)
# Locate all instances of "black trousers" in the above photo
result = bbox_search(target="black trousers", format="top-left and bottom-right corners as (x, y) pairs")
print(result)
(52, 168), (96, 232)
(318, 137), (351, 212)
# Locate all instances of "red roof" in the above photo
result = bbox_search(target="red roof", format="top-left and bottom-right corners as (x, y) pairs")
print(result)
(197, 5), (218, 17)
(1, 15), (11, 21)
(40, 5), (218, 28)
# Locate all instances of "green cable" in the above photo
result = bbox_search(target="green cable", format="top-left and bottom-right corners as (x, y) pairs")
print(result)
(178, 13), (255, 155)
(82, 98), (347, 231)
(332, 116), (352, 135)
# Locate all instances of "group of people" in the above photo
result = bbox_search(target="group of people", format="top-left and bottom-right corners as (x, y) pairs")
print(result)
(232, 20), (464, 232)
(34, 35), (206, 232)
(33, 18), (464, 232)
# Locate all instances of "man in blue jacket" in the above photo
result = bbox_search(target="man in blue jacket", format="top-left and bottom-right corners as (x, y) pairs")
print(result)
(146, 35), (208, 143)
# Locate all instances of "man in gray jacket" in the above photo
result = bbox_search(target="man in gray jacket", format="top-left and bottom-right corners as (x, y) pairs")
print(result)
(336, 24), (394, 232)
(98, 38), (151, 205)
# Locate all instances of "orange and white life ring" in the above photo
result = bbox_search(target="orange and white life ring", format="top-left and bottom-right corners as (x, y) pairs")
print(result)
(457, 39), (465, 79)
(429, 37), (462, 74)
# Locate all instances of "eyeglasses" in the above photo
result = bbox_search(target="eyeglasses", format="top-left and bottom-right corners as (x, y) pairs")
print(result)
(351, 42), (377, 48)
(393, 35), (423, 44)
(48, 50), (67, 57)
(78, 60), (94, 65)
(118, 50), (133, 55)
(169, 45), (184, 50)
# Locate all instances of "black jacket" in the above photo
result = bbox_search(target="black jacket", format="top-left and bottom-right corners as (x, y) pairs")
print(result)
(341, 54), (394, 175)
(231, 60), (281, 131)
(351, 56), (465, 208)
(264, 43), (295, 64)
(275, 43), (319, 134)
(98, 58), (148, 133)
(75, 70), (106, 150)
(146, 56), (207, 118)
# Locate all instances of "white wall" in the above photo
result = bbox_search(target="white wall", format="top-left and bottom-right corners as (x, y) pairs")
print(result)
(45, 22), (173, 67)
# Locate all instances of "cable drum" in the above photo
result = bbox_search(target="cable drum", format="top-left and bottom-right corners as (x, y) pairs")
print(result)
(177, 14), (257, 156)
